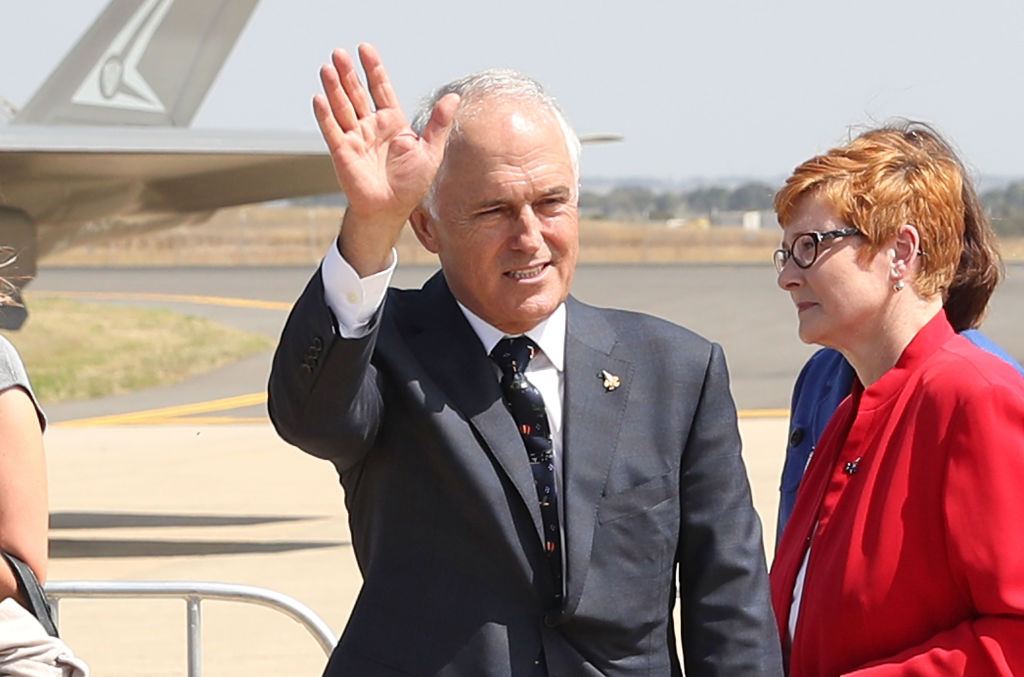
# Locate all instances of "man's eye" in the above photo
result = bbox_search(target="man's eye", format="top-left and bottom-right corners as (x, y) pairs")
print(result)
(536, 198), (567, 214)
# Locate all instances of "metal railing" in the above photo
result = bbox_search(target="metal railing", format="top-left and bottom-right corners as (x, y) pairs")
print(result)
(45, 581), (337, 677)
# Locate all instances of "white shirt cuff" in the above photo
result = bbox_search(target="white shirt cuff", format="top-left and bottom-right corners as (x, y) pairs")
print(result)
(321, 242), (396, 338)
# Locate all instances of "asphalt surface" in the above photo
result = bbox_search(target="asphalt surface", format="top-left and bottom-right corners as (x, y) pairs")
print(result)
(30, 261), (1024, 420)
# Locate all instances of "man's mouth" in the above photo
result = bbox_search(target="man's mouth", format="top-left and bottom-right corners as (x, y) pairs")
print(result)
(506, 263), (548, 280)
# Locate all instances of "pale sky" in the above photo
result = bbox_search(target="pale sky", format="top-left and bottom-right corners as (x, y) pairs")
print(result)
(2, 0), (1023, 183)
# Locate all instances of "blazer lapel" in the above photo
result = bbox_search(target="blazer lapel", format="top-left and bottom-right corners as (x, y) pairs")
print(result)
(403, 273), (545, 543)
(561, 297), (633, 616)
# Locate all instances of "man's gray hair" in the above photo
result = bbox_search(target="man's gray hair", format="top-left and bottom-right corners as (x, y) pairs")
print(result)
(411, 69), (581, 217)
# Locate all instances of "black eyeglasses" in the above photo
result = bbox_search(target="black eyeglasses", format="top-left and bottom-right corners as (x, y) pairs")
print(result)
(773, 228), (862, 273)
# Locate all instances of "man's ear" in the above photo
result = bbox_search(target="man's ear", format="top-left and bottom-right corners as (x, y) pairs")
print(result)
(409, 205), (441, 254)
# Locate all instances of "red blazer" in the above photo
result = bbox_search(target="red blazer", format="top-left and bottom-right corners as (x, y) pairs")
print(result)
(771, 312), (1024, 676)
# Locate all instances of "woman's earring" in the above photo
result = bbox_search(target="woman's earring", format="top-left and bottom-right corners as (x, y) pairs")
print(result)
(891, 262), (906, 292)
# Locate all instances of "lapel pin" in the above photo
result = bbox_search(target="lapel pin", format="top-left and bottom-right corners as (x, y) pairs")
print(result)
(597, 369), (621, 392)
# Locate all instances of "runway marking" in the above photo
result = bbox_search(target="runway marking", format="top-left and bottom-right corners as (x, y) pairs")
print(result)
(35, 290), (293, 311)
(59, 392), (267, 427)
(120, 416), (269, 425)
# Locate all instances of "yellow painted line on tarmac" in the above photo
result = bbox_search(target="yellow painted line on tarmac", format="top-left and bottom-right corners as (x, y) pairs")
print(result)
(126, 416), (269, 425)
(59, 392), (267, 427)
(738, 408), (789, 419)
(35, 290), (292, 311)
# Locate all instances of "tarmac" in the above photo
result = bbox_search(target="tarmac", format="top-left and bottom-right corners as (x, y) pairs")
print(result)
(44, 417), (788, 676)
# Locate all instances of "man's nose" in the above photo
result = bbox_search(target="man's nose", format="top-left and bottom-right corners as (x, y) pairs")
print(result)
(511, 207), (545, 251)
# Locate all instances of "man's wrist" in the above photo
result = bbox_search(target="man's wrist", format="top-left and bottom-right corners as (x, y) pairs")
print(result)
(336, 231), (401, 278)
(322, 243), (397, 338)
(336, 207), (410, 277)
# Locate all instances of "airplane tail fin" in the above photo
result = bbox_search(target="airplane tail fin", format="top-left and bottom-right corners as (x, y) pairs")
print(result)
(12, 0), (258, 127)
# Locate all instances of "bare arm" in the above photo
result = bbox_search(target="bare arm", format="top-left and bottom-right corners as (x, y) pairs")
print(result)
(0, 387), (48, 604)
(313, 43), (459, 276)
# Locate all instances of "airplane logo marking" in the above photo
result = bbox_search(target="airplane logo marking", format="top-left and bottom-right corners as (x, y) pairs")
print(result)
(72, 0), (175, 113)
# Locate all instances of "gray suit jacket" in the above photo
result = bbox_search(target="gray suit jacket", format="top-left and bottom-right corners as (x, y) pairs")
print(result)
(269, 270), (782, 676)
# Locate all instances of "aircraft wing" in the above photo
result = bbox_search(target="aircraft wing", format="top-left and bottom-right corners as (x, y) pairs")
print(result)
(0, 126), (337, 225)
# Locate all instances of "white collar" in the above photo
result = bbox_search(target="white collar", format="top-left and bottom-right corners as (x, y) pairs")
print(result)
(457, 302), (566, 372)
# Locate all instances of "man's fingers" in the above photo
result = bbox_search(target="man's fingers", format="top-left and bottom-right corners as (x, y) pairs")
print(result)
(359, 43), (401, 111)
(420, 92), (460, 156)
(312, 93), (345, 152)
(333, 48), (374, 120)
(320, 57), (358, 132)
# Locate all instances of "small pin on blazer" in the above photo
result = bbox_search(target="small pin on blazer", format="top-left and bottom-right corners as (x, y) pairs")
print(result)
(597, 369), (621, 392)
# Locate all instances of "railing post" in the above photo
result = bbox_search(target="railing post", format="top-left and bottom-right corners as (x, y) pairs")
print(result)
(187, 596), (202, 677)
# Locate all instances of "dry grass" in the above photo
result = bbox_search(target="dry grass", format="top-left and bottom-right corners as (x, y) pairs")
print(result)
(0, 295), (273, 403)
(40, 203), (1024, 267)
(40, 206), (783, 267)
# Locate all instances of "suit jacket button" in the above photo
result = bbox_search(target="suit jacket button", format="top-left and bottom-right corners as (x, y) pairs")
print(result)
(789, 427), (805, 447)
(312, 336), (323, 352)
(300, 363), (313, 374)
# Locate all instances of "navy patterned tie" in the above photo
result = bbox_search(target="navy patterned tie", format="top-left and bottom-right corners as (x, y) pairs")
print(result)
(490, 336), (563, 606)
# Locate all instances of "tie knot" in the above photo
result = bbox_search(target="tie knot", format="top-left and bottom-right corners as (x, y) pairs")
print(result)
(490, 336), (539, 376)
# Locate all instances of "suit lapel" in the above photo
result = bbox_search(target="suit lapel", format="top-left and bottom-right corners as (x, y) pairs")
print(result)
(403, 273), (545, 543)
(561, 298), (633, 615)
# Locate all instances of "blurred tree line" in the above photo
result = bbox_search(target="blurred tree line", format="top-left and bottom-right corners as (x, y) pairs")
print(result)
(578, 182), (777, 221)
(981, 181), (1024, 237)
(579, 180), (1024, 237)
(291, 180), (1024, 237)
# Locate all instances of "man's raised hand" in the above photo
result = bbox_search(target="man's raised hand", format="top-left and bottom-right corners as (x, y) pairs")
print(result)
(313, 43), (458, 275)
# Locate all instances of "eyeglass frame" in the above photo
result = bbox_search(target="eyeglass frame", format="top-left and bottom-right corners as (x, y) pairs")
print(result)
(773, 227), (862, 273)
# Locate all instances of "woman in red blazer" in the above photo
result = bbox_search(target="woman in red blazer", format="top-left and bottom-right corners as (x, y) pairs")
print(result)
(770, 122), (1024, 676)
